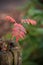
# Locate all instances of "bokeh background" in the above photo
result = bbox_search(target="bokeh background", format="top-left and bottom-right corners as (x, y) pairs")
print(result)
(0, 0), (43, 65)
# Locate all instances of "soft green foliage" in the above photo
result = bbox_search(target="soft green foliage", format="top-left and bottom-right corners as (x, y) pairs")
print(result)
(19, 1), (43, 65)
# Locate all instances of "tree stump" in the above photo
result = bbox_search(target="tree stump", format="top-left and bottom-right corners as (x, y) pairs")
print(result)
(0, 40), (22, 65)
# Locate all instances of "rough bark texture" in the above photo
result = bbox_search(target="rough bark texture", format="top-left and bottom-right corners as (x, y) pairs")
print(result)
(0, 40), (22, 65)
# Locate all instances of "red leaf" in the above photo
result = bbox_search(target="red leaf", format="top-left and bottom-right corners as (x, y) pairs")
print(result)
(21, 19), (37, 25)
(5, 16), (16, 23)
(12, 23), (26, 42)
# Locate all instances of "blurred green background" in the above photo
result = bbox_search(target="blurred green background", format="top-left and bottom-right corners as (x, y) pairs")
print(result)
(18, 0), (43, 65)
